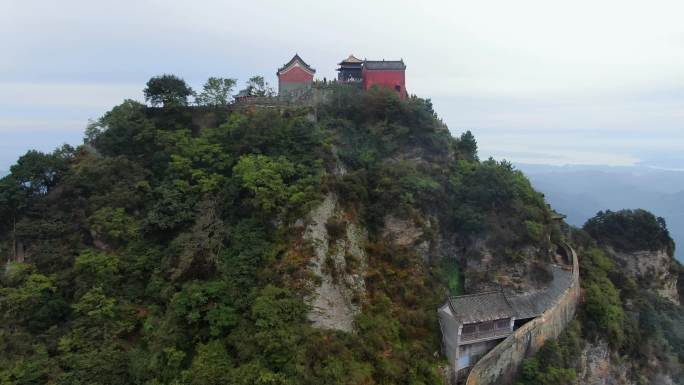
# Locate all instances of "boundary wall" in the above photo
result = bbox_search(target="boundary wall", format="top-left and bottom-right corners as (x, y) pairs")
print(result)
(464, 245), (580, 385)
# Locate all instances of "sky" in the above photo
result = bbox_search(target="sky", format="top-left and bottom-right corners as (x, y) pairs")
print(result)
(2, 0), (684, 172)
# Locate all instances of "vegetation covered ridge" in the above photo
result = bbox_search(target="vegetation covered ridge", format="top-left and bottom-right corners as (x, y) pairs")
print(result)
(516, 210), (683, 385)
(1, 74), (680, 385)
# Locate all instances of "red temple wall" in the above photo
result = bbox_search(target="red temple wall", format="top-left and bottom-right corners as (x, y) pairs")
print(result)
(362, 69), (406, 98)
(278, 66), (314, 82)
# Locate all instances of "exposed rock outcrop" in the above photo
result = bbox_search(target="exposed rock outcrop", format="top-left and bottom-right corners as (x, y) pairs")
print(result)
(381, 215), (431, 260)
(462, 241), (555, 294)
(607, 247), (679, 304)
(304, 193), (367, 332)
(382, 215), (423, 247)
(577, 341), (676, 385)
(576, 342), (635, 385)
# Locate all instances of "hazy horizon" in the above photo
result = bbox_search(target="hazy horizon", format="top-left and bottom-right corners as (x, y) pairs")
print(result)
(3, 0), (684, 171)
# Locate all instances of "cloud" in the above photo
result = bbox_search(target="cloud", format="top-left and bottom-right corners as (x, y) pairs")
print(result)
(0, 82), (141, 109)
(1, 0), (684, 169)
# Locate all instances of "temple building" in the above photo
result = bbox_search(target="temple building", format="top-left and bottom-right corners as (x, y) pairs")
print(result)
(274, 54), (407, 100)
(362, 59), (407, 99)
(438, 264), (574, 381)
(337, 54), (363, 83)
(277, 54), (315, 96)
(438, 291), (516, 377)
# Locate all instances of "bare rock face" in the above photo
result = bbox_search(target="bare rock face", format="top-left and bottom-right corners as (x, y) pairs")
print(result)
(382, 215), (423, 247)
(608, 247), (679, 304)
(462, 241), (550, 294)
(577, 342), (632, 385)
(304, 193), (367, 332)
(382, 214), (432, 261)
(577, 342), (675, 385)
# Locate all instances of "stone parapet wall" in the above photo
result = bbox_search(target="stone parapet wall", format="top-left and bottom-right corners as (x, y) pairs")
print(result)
(465, 244), (580, 385)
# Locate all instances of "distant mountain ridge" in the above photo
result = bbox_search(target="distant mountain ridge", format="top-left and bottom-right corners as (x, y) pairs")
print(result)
(518, 164), (684, 262)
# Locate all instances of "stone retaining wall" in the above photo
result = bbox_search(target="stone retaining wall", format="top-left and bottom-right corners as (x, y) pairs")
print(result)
(465, 245), (580, 385)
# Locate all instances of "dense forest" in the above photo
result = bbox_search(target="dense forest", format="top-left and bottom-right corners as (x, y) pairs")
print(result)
(0, 78), (682, 384)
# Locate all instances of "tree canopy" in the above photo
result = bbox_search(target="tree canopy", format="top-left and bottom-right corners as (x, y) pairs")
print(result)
(245, 75), (275, 97)
(584, 209), (675, 256)
(144, 74), (194, 107)
(1, 79), (679, 384)
(196, 77), (237, 106)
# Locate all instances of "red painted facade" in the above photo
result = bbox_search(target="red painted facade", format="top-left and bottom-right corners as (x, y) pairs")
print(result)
(362, 68), (407, 99)
(277, 55), (315, 95)
(278, 65), (314, 82)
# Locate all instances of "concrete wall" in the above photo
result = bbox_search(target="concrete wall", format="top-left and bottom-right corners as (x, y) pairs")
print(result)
(458, 339), (502, 370)
(465, 245), (580, 385)
(438, 304), (461, 370)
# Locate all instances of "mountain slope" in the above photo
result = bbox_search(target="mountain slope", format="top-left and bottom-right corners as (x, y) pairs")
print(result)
(0, 87), (563, 385)
(0, 85), (681, 385)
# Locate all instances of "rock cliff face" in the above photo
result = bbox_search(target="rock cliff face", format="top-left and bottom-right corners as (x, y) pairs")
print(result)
(577, 342), (633, 385)
(462, 241), (556, 294)
(577, 342), (675, 385)
(607, 247), (679, 304)
(381, 215), (431, 260)
(304, 193), (367, 332)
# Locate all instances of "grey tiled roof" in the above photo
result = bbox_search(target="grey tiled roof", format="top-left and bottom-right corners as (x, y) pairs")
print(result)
(448, 291), (514, 324)
(507, 265), (573, 319)
(277, 54), (315, 74)
(446, 265), (573, 324)
(363, 60), (406, 70)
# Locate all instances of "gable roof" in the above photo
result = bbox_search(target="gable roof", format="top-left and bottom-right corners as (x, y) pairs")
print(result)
(444, 264), (574, 324)
(447, 291), (514, 324)
(277, 54), (315, 75)
(339, 54), (363, 64)
(363, 60), (406, 71)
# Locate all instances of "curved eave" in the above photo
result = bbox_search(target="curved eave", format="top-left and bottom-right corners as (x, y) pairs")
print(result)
(277, 54), (316, 75)
(277, 63), (316, 77)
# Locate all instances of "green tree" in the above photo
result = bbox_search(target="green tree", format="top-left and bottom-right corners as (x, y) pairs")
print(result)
(145, 181), (198, 231)
(144, 74), (194, 107)
(580, 248), (625, 347)
(232, 154), (295, 213)
(0, 264), (60, 328)
(84, 99), (157, 157)
(455, 130), (478, 161)
(7, 146), (73, 197)
(156, 129), (230, 193)
(172, 280), (238, 338)
(196, 77), (237, 106)
(88, 207), (139, 247)
(584, 209), (675, 256)
(0, 344), (58, 385)
(73, 250), (120, 293)
(245, 76), (275, 97)
(181, 340), (233, 385)
(249, 285), (306, 369)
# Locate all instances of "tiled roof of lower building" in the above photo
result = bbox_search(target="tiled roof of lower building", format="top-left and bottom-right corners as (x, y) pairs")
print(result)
(446, 264), (573, 324)
(448, 291), (514, 324)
